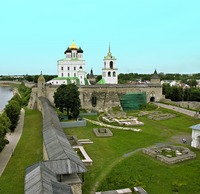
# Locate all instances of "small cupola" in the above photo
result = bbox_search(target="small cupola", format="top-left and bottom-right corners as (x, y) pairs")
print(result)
(77, 47), (83, 53)
(64, 47), (71, 54)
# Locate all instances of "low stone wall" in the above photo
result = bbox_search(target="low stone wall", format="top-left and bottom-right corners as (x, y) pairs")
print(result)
(61, 120), (86, 128)
(0, 81), (21, 85)
(73, 146), (93, 166)
(161, 99), (200, 111)
(175, 101), (200, 111)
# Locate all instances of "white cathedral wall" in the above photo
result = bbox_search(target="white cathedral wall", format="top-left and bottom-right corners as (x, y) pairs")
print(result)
(57, 60), (85, 78)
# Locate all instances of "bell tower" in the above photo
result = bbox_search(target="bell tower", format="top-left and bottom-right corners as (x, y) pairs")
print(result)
(102, 44), (118, 84)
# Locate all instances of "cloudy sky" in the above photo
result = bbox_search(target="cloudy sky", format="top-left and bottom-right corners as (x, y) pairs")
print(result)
(0, 0), (200, 75)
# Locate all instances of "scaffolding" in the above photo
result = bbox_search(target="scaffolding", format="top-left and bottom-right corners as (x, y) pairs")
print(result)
(120, 92), (147, 110)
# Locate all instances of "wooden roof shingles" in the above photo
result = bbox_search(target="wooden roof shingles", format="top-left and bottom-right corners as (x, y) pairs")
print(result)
(39, 97), (86, 174)
(25, 162), (73, 194)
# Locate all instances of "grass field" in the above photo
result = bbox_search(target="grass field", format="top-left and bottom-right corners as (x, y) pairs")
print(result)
(0, 109), (43, 194)
(64, 108), (200, 194)
(0, 107), (199, 194)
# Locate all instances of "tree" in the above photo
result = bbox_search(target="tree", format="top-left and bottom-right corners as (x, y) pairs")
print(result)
(186, 79), (197, 88)
(0, 113), (11, 151)
(18, 83), (31, 106)
(188, 88), (200, 101)
(4, 100), (21, 131)
(10, 93), (22, 107)
(54, 84), (81, 118)
(171, 86), (183, 101)
(183, 88), (189, 101)
(162, 83), (172, 99)
(25, 75), (34, 82)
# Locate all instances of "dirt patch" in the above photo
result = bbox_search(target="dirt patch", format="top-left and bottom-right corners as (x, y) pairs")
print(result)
(170, 133), (191, 145)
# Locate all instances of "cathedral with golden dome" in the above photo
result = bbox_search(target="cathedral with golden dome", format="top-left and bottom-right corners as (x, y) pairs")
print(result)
(48, 41), (89, 85)
(29, 41), (163, 111)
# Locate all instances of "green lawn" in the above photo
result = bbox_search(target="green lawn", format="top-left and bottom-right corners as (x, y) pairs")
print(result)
(0, 107), (199, 194)
(64, 109), (200, 194)
(0, 109), (43, 194)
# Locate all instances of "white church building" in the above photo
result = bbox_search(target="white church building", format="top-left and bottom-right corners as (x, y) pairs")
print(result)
(47, 41), (118, 86)
(98, 44), (118, 84)
(48, 41), (89, 85)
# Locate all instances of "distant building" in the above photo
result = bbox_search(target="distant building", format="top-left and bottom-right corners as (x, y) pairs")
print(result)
(87, 69), (96, 85)
(48, 41), (89, 85)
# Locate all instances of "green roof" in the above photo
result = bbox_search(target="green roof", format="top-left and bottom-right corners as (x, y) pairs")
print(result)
(84, 78), (89, 85)
(53, 77), (78, 80)
(58, 58), (84, 62)
(51, 77), (90, 86)
(97, 78), (106, 84)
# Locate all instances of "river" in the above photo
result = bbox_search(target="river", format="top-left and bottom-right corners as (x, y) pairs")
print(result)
(0, 86), (13, 111)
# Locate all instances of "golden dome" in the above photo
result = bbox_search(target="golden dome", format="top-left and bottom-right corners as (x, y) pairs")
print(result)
(69, 41), (78, 49)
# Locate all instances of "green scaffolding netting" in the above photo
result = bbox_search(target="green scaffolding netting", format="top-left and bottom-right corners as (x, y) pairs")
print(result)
(120, 92), (147, 110)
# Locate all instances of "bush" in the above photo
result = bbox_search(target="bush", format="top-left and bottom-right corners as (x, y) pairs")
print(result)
(18, 83), (31, 106)
(4, 100), (21, 131)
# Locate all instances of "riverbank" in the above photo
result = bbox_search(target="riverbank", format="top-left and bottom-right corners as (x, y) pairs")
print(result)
(0, 81), (21, 86)
(0, 86), (13, 112)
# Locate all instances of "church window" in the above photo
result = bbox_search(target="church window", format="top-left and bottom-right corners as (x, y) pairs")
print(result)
(79, 66), (82, 69)
(108, 71), (111, 77)
(74, 66), (76, 70)
(74, 73), (76, 77)
(61, 66), (63, 70)
(68, 66), (70, 71)
(110, 61), (113, 69)
(113, 71), (116, 77)
(104, 62), (106, 68)
(68, 73), (70, 76)
(80, 76), (82, 79)
(61, 73), (63, 77)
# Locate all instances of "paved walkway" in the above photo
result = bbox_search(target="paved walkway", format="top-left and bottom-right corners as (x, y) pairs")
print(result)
(155, 102), (199, 118)
(0, 108), (25, 176)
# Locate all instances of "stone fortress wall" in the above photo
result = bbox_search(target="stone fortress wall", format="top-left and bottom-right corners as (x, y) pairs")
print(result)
(30, 82), (164, 112)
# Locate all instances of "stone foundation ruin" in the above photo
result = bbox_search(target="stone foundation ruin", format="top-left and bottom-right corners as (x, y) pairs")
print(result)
(138, 111), (176, 120)
(102, 111), (144, 126)
(93, 128), (113, 137)
(143, 145), (196, 164)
